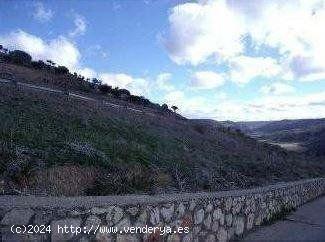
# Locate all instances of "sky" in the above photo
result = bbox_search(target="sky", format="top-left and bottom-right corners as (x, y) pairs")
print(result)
(0, 0), (325, 121)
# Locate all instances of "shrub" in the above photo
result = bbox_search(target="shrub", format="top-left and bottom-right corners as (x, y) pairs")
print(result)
(98, 84), (112, 94)
(118, 89), (131, 96)
(161, 103), (169, 110)
(91, 78), (102, 86)
(8, 50), (32, 66)
(55, 66), (69, 75)
(31, 60), (47, 69)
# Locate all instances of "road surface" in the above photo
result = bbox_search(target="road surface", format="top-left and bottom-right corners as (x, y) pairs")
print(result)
(243, 196), (325, 242)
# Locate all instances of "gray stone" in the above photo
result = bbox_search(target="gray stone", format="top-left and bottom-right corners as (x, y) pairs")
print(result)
(189, 200), (196, 211)
(70, 209), (90, 216)
(161, 204), (174, 223)
(176, 203), (186, 218)
(246, 213), (254, 230)
(217, 226), (227, 242)
(212, 221), (219, 232)
(116, 216), (131, 231)
(116, 233), (139, 242)
(1, 208), (35, 225)
(193, 225), (201, 235)
(228, 227), (235, 240)
(85, 215), (101, 229)
(51, 218), (81, 242)
(182, 232), (193, 242)
(206, 234), (216, 242)
(213, 208), (224, 225)
(134, 211), (147, 227)
(255, 213), (262, 226)
(225, 198), (233, 212)
(56, 209), (67, 218)
(167, 234), (181, 242)
(234, 216), (245, 235)
(232, 201), (242, 215)
(149, 207), (160, 225)
(79, 236), (91, 242)
(33, 211), (53, 225)
(91, 207), (111, 215)
(96, 230), (114, 242)
(206, 203), (213, 213)
(194, 209), (205, 224)
(0, 228), (48, 242)
(127, 207), (139, 216)
(203, 214), (212, 229)
(106, 206), (124, 225)
(225, 213), (233, 227)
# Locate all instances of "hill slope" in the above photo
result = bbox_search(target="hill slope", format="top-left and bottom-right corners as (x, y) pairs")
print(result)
(228, 119), (325, 156)
(1, 84), (324, 196)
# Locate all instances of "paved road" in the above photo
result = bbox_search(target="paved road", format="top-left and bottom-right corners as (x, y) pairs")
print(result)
(243, 196), (325, 242)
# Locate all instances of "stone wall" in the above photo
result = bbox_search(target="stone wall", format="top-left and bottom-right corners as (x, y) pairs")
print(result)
(1, 178), (325, 242)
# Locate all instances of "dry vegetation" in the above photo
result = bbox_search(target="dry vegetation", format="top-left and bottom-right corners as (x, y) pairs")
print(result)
(1, 80), (325, 196)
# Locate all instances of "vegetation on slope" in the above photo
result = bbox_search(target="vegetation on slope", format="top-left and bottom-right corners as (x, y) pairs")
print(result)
(1, 85), (324, 196)
(230, 119), (325, 157)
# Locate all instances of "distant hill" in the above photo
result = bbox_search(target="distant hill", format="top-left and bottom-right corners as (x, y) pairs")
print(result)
(225, 119), (325, 157)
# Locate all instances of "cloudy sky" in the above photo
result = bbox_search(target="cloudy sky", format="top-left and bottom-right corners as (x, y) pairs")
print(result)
(1, 0), (325, 121)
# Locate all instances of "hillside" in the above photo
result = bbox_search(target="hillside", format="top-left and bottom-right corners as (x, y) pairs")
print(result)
(1, 80), (325, 196)
(227, 119), (325, 156)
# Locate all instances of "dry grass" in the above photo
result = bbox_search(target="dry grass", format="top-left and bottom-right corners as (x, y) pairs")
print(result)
(29, 165), (99, 196)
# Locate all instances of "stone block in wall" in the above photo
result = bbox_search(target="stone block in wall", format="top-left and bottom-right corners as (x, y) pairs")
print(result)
(84, 215), (101, 230)
(213, 208), (224, 225)
(116, 233), (140, 242)
(176, 203), (186, 218)
(149, 207), (160, 225)
(161, 204), (174, 223)
(225, 213), (232, 227)
(33, 210), (53, 225)
(203, 213), (212, 229)
(194, 209), (204, 225)
(233, 216), (245, 236)
(246, 213), (254, 231)
(217, 226), (227, 242)
(127, 206), (139, 216)
(51, 218), (81, 242)
(167, 233), (180, 242)
(1, 208), (35, 225)
(205, 234), (216, 242)
(106, 206), (124, 226)
(225, 197), (233, 212)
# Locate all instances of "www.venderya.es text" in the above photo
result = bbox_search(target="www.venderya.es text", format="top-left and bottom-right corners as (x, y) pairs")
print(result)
(11, 224), (190, 236)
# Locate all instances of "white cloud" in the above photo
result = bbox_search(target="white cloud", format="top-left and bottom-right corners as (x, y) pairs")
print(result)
(260, 82), (296, 95)
(0, 30), (80, 70)
(166, 89), (325, 121)
(163, 0), (245, 65)
(33, 2), (53, 22)
(190, 71), (225, 89)
(228, 55), (282, 84)
(69, 14), (87, 37)
(77, 67), (97, 79)
(155, 73), (174, 91)
(164, 0), (325, 82)
(99, 73), (149, 96)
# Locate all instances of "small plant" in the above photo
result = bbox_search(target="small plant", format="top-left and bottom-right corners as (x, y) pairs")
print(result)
(262, 205), (296, 225)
